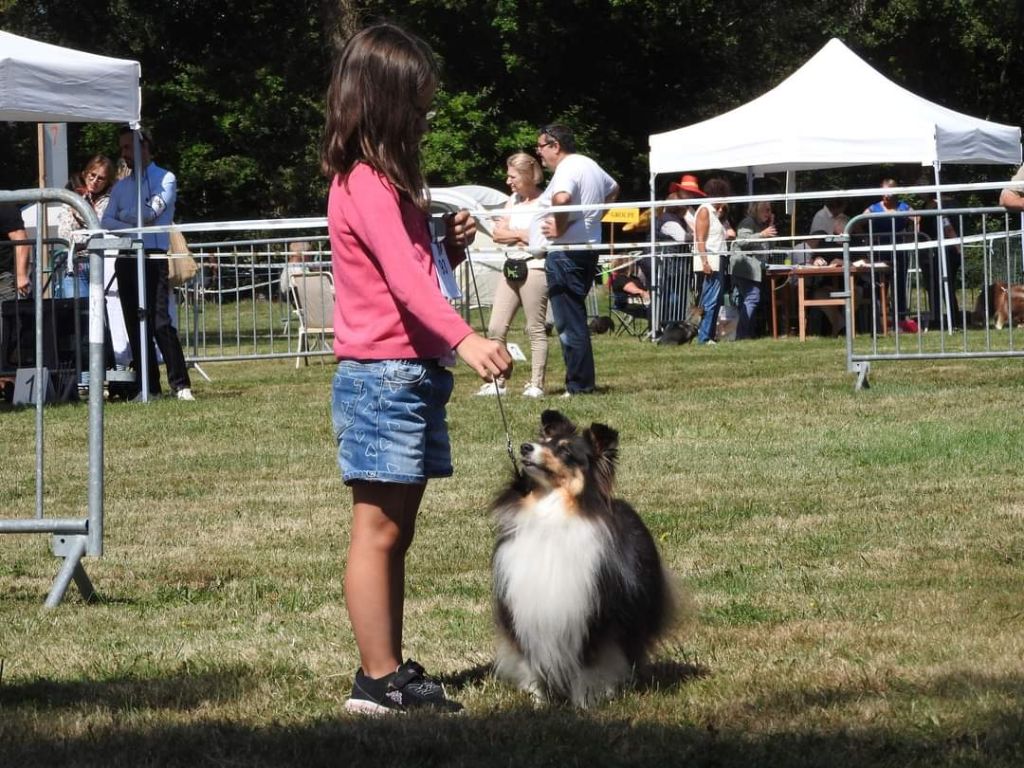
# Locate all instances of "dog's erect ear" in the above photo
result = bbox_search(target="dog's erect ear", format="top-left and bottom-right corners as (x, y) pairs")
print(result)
(585, 423), (619, 465)
(541, 409), (576, 439)
(585, 423), (619, 497)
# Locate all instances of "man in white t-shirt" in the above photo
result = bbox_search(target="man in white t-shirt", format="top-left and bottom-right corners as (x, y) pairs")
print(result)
(999, 164), (1024, 212)
(809, 199), (846, 238)
(530, 124), (618, 395)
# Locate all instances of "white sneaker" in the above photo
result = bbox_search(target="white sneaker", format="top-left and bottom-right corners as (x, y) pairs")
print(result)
(176, 387), (196, 401)
(522, 385), (545, 398)
(474, 382), (506, 396)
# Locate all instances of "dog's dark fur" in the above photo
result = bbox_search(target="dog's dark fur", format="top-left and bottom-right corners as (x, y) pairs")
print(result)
(589, 315), (613, 334)
(973, 281), (1024, 330)
(657, 320), (699, 345)
(490, 410), (674, 707)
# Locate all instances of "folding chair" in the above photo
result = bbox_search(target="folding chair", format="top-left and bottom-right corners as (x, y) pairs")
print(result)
(290, 271), (335, 368)
(610, 292), (650, 338)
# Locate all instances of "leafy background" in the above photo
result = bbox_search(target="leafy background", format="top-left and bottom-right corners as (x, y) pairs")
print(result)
(1, 0), (1022, 222)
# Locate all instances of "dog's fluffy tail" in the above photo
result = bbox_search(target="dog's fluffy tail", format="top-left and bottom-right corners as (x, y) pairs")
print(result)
(656, 568), (696, 647)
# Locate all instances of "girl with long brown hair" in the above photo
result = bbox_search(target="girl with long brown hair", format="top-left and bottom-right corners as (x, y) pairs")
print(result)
(322, 22), (511, 715)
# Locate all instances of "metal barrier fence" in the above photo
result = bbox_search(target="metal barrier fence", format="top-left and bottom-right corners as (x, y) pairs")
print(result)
(175, 231), (698, 368)
(177, 232), (333, 367)
(0, 188), (117, 607)
(840, 207), (1023, 389)
(5, 188), (1017, 606)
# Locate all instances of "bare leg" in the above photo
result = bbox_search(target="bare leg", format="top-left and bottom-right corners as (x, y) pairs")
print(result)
(344, 481), (426, 678)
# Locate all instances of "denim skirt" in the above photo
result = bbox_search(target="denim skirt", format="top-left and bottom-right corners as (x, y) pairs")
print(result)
(332, 358), (454, 484)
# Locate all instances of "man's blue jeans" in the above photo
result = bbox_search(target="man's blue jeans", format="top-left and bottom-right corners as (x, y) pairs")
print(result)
(545, 249), (596, 394)
(697, 271), (723, 343)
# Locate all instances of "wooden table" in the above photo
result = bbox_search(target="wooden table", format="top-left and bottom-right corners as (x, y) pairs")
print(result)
(767, 264), (889, 341)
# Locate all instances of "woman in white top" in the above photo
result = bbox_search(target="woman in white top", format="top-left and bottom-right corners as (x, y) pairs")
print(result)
(476, 152), (548, 398)
(693, 177), (732, 344)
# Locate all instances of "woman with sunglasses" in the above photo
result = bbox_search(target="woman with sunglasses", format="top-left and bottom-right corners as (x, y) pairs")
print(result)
(56, 154), (116, 299)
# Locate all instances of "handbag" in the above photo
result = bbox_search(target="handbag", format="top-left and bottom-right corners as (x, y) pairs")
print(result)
(502, 257), (529, 282)
(166, 227), (198, 287)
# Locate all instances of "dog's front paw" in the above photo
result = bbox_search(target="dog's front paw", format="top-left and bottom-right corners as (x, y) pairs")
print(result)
(523, 680), (548, 707)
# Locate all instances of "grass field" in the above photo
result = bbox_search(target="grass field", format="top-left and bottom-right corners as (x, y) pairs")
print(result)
(2, 329), (1023, 767)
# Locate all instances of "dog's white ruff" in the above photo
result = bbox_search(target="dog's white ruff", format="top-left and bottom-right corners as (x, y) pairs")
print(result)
(493, 491), (626, 705)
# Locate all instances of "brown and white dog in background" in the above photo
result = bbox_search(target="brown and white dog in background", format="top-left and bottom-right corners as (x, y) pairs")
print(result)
(973, 281), (1024, 330)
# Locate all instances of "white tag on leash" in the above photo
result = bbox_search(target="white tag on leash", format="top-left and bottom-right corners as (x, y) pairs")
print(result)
(431, 242), (462, 300)
(506, 342), (527, 362)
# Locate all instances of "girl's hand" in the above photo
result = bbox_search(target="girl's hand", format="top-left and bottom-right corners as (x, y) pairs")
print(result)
(445, 210), (477, 249)
(455, 333), (513, 381)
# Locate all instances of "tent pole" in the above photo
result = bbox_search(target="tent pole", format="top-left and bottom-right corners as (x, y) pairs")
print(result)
(649, 171), (658, 338)
(129, 129), (153, 402)
(786, 170), (797, 241)
(933, 162), (953, 333)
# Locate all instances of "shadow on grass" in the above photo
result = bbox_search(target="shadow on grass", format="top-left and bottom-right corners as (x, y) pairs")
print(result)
(439, 658), (707, 696)
(1, 667), (1022, 768)
(0, 664), (252, 712)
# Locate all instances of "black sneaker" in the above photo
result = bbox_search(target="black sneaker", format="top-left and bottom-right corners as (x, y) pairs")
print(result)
(344, 659), (463, 715)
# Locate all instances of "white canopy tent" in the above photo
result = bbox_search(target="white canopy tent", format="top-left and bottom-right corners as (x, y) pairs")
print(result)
(647, 38), (1021, 336)
(0, 30), (141, 123)
(2, 30), (142, 234)
(649, 38), (1021, 177)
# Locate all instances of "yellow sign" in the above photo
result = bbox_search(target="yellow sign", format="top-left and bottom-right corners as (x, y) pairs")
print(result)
(601, 207), (640, 224)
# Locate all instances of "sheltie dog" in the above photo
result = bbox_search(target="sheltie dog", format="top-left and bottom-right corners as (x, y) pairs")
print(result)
(490, 410), (675, 707)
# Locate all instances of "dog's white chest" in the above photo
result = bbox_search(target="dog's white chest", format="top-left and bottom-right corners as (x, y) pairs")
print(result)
(494, 496), (607, 650)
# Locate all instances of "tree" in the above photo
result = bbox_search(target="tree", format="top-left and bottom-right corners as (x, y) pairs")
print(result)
(1, 0), (1019, 221)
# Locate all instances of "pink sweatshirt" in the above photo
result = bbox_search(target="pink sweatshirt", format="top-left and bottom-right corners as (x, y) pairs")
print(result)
(328, 163), (473, 360)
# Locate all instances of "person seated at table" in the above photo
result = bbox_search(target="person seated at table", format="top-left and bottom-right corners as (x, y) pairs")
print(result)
(831, 213), (849, 239)
(789, 231), (827, 265)
(809, 198), (846, 238)
(788, 230), (845, 335)
(814, 214), (850, 266)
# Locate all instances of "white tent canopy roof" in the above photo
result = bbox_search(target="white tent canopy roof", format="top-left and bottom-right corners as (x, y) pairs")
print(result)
(649, 38), (1021, 176)
(0, 30), (141, 123)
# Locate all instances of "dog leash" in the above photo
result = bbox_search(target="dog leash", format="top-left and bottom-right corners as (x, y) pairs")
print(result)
(461, 234), (520, 476)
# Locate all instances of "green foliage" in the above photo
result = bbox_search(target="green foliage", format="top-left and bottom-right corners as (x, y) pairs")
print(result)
(422, 87), (503, 186)
(1, 0), (1020, 218)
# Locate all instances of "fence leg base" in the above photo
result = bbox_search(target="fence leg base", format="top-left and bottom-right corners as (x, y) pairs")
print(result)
(44, 536), (96, 608)
(189, 362), (213, 383)
(853, 361), (871, 391)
